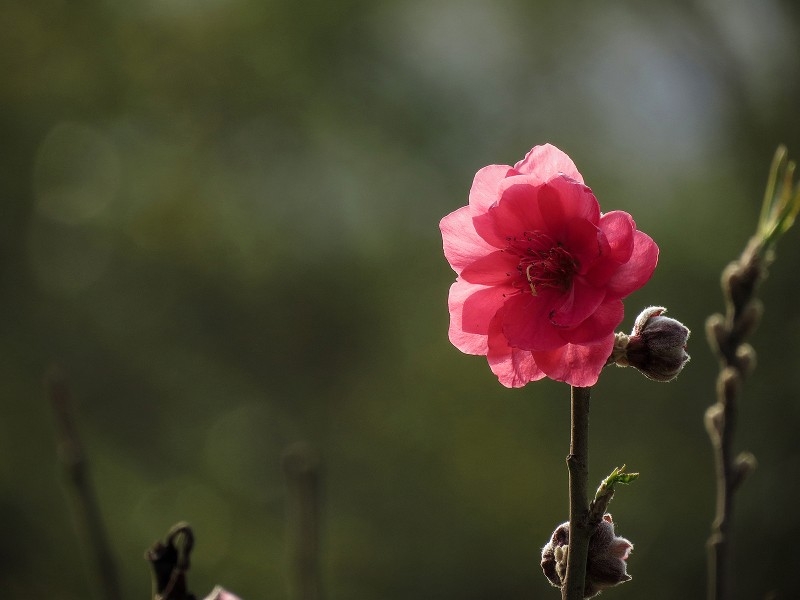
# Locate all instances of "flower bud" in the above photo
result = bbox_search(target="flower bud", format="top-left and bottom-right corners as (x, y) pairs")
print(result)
(705, 313), (727, 354)
(541, 522), (569, 589)
(541, 514), (633, 599)
(203, 587), (242, 600)
(623, 307), (690, 381)
(721, 261), (742, 298)
(734, 343), (757, 377)
(718, 367), (741, 402)
(731, 451), (758, 490)
(704, 403), (724, 443)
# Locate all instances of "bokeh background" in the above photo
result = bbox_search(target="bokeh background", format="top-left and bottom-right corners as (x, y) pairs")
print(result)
(3, 0), (800, 598)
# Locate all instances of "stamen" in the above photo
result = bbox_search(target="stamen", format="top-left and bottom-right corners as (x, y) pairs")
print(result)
(506, 232), (577, 296)
(525, 264), (538, 296)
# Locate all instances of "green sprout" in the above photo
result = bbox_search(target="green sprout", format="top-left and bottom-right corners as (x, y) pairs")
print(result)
(598, 465), (639, 493)
(758, 145), (800, 250)
(589, 465), (640, 522)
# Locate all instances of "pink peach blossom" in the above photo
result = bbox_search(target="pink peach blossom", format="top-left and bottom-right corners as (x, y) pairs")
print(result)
(440, 144), (658, 387)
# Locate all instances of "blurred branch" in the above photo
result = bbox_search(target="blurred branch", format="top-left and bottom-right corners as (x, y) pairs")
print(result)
(704, 146), (800, 600)
(705, 268), (758, 600)
(282, 442), (324, 600)
(46, 366), (122, 600)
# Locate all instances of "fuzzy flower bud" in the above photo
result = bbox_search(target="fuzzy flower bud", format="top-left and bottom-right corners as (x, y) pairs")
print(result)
(614, 306), (690, 381)
(734, 343), (757, 377)
(541, 514), (633, 599)
(202, 587), (243, 600)
(704, 403), (725, 443)
(731, 451), (758, 490)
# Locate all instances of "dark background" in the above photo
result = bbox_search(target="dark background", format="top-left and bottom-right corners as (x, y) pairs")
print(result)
(2, 1), (800, 598)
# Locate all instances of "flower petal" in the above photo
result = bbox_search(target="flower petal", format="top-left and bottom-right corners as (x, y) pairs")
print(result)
(441, 206), (499, 274)
(599, 211), (635, 264)
(501, 289), (566, 351)
(487, 309), (546, 387)
(447, 280), (509, 355)
(513, 144), (584, 184)
(532, 335), (615, 387)
(559, 299), (624, 344)
(605, 230), (659, 299)
(562, 218), (604, 275)
(458, 283), (510, 336)
(584, 212), (635, 287)
(469, 164), (516, 212)
(486, 177), (549, 237)
(549, 277), (607, 328)
(460, 250), (519, 285)
(539, 176), (601, 239)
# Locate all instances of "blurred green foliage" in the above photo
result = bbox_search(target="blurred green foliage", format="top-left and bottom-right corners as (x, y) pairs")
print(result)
(2, 0), (800, 599)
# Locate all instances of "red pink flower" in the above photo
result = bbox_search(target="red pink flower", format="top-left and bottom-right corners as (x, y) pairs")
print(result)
(440, 144), (658, 387)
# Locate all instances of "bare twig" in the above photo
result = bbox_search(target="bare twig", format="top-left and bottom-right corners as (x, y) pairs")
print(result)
(46, 366), (122, 600)
(282, 442), (324, 600)
(705, 242), (765, 600)
(705, 145), (800, 600)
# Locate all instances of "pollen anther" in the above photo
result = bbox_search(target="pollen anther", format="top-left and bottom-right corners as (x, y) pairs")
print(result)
(525, 264), (539, 296)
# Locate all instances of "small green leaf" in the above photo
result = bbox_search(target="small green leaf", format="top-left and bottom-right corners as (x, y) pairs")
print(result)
(613, 471), (640, 484)
(589, 465), (641, 521)
(597, 465), (639, 493)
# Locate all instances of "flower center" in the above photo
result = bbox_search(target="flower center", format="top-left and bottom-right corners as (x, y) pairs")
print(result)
(506, 231), (576, 296)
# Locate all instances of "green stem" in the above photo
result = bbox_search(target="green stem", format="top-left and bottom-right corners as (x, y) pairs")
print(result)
(563, 386), (591, 600)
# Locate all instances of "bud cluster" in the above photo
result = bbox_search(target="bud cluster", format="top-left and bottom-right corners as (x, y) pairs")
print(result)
(541, 514), (632, 599)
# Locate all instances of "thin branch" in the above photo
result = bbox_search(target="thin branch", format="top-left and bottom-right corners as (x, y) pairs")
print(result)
(563, 386), (592, 600)
(705, 241), (766, 600)
(46, 366), (122, 600)
(282, 442), (324, 600)
(705, 147), (800, 600)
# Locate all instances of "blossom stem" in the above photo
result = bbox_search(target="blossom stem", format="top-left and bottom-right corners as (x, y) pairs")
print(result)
(563, 385), (592, 600)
